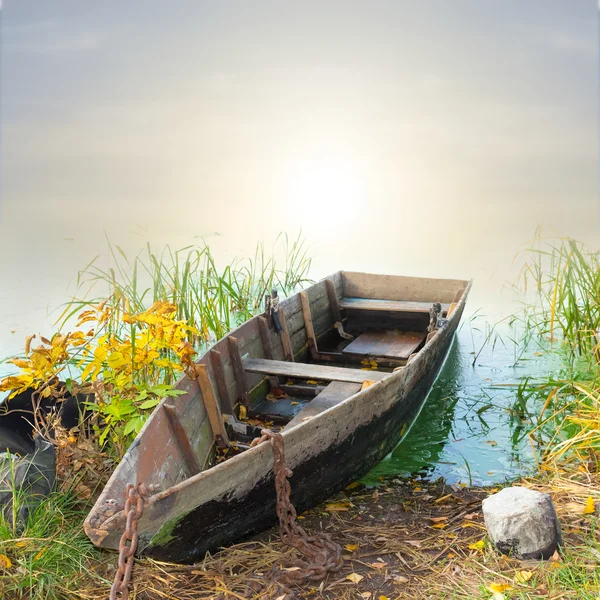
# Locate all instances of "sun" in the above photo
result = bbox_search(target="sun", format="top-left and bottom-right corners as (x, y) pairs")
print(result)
(281, 154), (366, 226)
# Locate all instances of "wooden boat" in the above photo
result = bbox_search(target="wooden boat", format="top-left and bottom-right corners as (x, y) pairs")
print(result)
(84, 271), (471, 563)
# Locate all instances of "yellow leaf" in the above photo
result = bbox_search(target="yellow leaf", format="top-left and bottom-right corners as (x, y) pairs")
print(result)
(584, 496), (596, 515)
(379, 596), (390, 600)
(488, 583), (513, 593)
(9, 358), (31, 369)
(15, 542), (26, 548)
(344, 544), (359, 552)
(238, 406), (247, 420)
(325, 501), (352, 512)
(468, 539), (485, 551)
(515, 570), (534, 584)
(434, 493), (453, 503)
(306, 380), (319, 385)
(346, 573), (363, 584)
(0, 554), (12, 569)
(33, 548), (47, 560)
(431, 522), (448, 529)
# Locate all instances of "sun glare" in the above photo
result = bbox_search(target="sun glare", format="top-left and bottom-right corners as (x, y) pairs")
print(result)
(282, 155), (366, 227)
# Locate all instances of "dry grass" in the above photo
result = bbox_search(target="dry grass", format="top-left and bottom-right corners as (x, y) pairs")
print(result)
(67, 468), (600, 600)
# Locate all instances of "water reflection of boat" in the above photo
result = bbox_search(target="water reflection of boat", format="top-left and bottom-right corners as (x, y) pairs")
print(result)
(85, 271), (470, 563)
(364, 338), (463, 483)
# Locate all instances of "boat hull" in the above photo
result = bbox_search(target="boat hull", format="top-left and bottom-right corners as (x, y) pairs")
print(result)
(143, 299), (466, 563)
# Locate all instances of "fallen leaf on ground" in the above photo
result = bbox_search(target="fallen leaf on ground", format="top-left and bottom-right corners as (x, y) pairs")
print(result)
(515, 570), (534, 584)
(325, 501), (352, 512)
(405, 540), (422, 548)
(550, 550), (561, 562)
(346, 573), (363, 584)
(392, 575), (409, 584)
(369, 561), (388, 569)
(431, 522), (448, 529)
(344, 544), (359, 552)
(468, 539), (485, 551)
(430, 516), (448, 523)
(488, 582), (513, 598)
(0, 554), (12, 569)
(434, 493), (452, 503)
(584, 496), (596, 515)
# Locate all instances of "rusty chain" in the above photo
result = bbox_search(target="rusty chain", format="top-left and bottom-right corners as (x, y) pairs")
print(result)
(109, 483), (147, 600)
(250, 429), (344, 587)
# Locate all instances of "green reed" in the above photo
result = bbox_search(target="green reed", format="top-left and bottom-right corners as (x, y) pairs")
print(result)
(512, 233), (600, 466)
(518, 231), (600, 365)
(57, 232), (312, 349)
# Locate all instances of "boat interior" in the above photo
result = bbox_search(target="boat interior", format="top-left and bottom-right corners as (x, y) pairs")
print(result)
(105, 272), (469, 494)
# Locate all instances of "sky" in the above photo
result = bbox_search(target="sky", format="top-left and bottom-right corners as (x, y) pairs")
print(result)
(0, 1), (598, 348)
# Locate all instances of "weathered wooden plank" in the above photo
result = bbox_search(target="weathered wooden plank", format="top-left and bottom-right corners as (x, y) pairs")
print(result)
(242, 358), (390, 383)
(326, 278), (342, 323)
(209, 350), (234, 414)
(313, 310), (335, 339)
(339, 297), (450, 313)
(286, 381), (362, 428)
(258, 316), (273, 359)
(289, 327), (308, 359)
(163, 404), (202, 476)
(341, 272), (468, 304)
(195, 364), (230, 446)
(279, 309), (294, 362)
(300, 291), (318, 356)
(342, 330), (427, 361)
(227, 337), (250, 407)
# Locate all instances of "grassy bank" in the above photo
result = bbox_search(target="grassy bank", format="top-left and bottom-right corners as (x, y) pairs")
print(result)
(1, 233), (599, 599)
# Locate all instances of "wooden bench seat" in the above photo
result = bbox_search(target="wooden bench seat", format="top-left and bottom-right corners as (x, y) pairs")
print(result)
(286, 381), (362, 428)
(242, 358), (390, 384)
(339, 297), (450, 313)
(343, 330), (427, 361)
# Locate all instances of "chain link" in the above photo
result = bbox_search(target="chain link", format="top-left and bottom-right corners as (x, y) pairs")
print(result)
(250, 429), (344, 587)
(109, 483), (147, 600)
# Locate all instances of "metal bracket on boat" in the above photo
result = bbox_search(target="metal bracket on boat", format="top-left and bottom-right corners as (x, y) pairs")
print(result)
(427, 302), (443, 333)
(265, 290), (284, 333)
(334, 321), (354, 341)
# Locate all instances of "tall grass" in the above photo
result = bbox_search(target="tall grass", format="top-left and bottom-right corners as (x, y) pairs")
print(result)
(515, 233), (600, 467)
(519, 232), (600, 365)
(0, 471), (104, 600)
(57, 232), (312, 348)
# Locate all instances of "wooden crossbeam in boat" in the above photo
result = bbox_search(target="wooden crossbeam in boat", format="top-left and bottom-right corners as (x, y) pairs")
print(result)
(278, 309), (294, 362)
(228, 336), (250, 407)
(300, 291), (319, 359)
(446, 288), (464, 318)
(242, 358), (390, 384)
(286, 381), (362, 428)
(258, 316), (273, 359)
(209, 349), (233, 414)
(326, 278), (342, 323)
(339, 298), (451, 314)
(195, 363), (230, 447)
(163, 404), (202, 476)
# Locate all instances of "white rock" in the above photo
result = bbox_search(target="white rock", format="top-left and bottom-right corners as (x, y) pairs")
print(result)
(482, 486), (561, 559)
